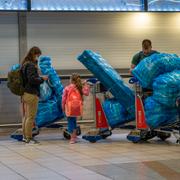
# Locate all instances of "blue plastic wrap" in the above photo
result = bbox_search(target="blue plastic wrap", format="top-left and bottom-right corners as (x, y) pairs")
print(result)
(36, 97), (61, 128)
(153, 70), (180, 107)
(39, 81), (53, 102)
(144, 97), (178, 129)
(9, 61), (64, 127)
(78, 50), (135, 117)
(102, 98), (133, 128)
(36, 56), (64, 126)
(132, 53), (180, 88)
(10, 64), (20, 71)
(39, 56), (64, 109)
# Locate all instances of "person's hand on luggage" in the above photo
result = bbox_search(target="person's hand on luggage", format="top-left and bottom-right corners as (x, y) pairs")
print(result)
(42, 75), (48, 81)
(82, 80), (87, 85)
(83, 80), (91, 86)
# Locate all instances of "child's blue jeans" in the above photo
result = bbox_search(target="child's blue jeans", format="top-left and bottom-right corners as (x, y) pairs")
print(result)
(67, 117), (77, 134)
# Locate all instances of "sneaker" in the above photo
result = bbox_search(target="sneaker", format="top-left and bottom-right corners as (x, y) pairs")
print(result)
(72, 135), (78, 142)
(73, 136), (78, 143)
(25, 138), (40, 144)
(69, 138), (76, 144)
(22, 137), (27, 142)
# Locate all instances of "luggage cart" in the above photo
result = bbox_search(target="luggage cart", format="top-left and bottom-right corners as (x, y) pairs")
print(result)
(11, 102), (81, 142)
(82, 78), (112, 143)
(11, 121), (81, 141)
(82, 78), (137, 143)
(127, 77), (180, 144)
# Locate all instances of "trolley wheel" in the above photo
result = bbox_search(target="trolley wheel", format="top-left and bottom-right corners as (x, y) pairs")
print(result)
(76, 126), (81, 136)
(127, 130), (142, 143)
(63, 129), (71, 140)
(101, 132), (112, 139)
(99, 129), (112, 139)
(63, 126), (81, 140)
(141, 130), (157, 141)
(82, 134), (102, 143)
(101, 134), (110, 139)
(157, 132), (171, 141)
(89, 140), (97, 143)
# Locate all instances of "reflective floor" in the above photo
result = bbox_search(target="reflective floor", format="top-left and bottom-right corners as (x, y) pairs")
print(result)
(0, 128), (180, 180)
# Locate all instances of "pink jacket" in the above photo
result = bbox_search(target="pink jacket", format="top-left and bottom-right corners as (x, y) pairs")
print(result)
(62, 84), (76, 112)
(62, 83), (90, 112)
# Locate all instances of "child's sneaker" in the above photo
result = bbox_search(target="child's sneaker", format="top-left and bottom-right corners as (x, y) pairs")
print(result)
(69, 138), (76, 144)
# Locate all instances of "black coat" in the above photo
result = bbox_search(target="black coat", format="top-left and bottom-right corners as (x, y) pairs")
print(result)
(21, 61), (44, 96)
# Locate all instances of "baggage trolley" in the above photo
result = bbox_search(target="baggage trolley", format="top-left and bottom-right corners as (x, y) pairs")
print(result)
(127, 77), (180, 144)
(82, 78), (112, 143)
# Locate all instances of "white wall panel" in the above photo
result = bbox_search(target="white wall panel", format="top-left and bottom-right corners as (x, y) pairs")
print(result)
(27, 12), (180, 70)
(0, 13), (19, 77)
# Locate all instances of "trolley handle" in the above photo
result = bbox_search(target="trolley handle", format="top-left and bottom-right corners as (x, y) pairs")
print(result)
(86, 78), (99, 85)
(129, 77), (138, 84)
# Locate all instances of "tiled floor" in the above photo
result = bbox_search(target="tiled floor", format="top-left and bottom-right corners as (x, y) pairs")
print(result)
(0, 128), (180, 180)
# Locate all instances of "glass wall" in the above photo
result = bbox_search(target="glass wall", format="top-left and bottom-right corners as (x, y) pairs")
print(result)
(148, 0), (180, 11)
(31, 0), (144, 11)
(0, 0), (27, 10)
(1, 0), (180, 12)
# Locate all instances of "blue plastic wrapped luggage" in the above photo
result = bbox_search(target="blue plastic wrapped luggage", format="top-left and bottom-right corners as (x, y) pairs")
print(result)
(78, 50), (135, 118)
(144, 97), (178, 129)
(39, 56), (64, 111)
(102, 98), (133, 128)
(38, 56), (64, 124)
(39, 81), (53, 102)
(153, 70), (180, 107)
(132, 53), (180, 88)
(36, 96), (61, 128)
(9, 60), (64, 128)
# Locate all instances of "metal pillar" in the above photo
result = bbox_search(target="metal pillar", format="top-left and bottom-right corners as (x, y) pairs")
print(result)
(144, 0), (148, 12)
(18, 12), (27, 63)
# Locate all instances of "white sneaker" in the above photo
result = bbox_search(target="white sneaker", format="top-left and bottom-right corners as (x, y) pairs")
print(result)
(22, 138), (27, 142)
(25, 139), (40, 145)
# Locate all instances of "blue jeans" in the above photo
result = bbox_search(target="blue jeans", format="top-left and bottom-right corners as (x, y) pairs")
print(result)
(67, 117), (77, 134)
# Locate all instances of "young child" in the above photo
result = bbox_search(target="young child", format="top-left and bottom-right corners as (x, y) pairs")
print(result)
(62, 73), (90, 144)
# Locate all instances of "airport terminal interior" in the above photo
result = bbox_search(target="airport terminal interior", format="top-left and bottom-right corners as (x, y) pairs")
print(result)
(0, 0), (180, 180)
